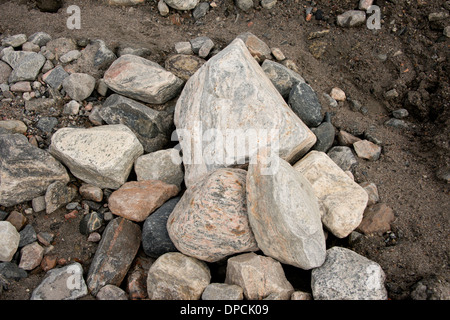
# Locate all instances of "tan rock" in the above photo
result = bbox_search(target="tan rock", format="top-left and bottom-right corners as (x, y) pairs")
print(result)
(108, 180), (179, 222)
(330, 87), (346, 101)
(337, 130), (361, 146)
(79, 183), (103, 202)
(357, 203), (395, 235)
(353, 139), (382, 161)
(19, 242), (44, 271)
(5, 210), (27, 231)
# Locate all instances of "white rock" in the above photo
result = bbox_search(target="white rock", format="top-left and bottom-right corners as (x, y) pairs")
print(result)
(0, 221), (20, 262)
(49, 124), (144, 189)
(293, 151), (369, 238)
(164, 0), (199, 10)
(59, 50), (81, 64)
(157, 0), (170, 16)
(337, 10), (366, 28)
(174, 38), (316, 187)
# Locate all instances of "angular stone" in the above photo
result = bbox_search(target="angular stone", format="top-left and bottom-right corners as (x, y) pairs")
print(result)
(193, 2), (210, 20)
(311, 247), (388, 300)
(42, 65), (69, 90)
(19, 225), (37, 247)
(293, 151), (369, 238)
(157, 0), (170, 16)
(86, 217), (141, 295)
(311, 121), (335, 153)
(353, 139), (382, 161)
(237, 32), (271, 61)
(31, 262), (88, 300)
(45, 37), (77, 60)
(0, 61), (12, 84)
(36, 117), (58, 134)
(189, 36), (212, 55)
(59, 50), (81, 64)
(0, 120), (27, 134)
(174, 38), (316, 187)
(167, 168), (258, 263)
(5, 211), (27, 231)
(28, 32), (52, 47)
(0, 261), (28, 280)
(142, 196), (181, 258)
(79, 211), (104, 235)
(96, 284), (128, 300)
(357, 203), (395, 235)
(327, 146), (358, 172)
(0, 134), (70, 207)
(1, 34), (27, 48)
(198, 38), (214, 58)
(291, 291), (313, 300)
(235, 0), (253, 12)
(103, 54), (183, 104)
(5, 51), (45, 83)
(202, 283), (244, 300)
(45, 181), (78, 214)
(62, 73), (96, 101)
(337, 10), (366, 28)
(225, 252), (294, 300)
(49, 125), (144, 189)
(174, 42), (193, 55)
(126, 256), (154, 300)
(359, 182), (379, 206)
(337, 130), (361, 146)
(164, 0), (199, 10)
(165, 54), (205, 81)
(79, 184), (103, 202)
(147, 252), (211, 300)
(261, 0), (277, 10)
(261, 60), (305, 99)
(108, 180), (179, 222)
(10, 81), (32, 92)
(99, 94), (174, 153)
(0, 221), (20, 262)
(32, 196), (46, 213)
(359, 0), (373, 10)
(288, 82), (323, 127)
(134, 149), (184, 188)
(247, 152), (326, 269)
(19, 242), (44, 270)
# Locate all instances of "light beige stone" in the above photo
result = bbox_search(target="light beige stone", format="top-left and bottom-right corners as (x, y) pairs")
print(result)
(0, 221), (20, 262)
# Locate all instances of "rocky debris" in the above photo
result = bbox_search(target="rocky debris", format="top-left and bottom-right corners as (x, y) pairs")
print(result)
(164, 0), (199, 11)
(359, 182), (379, 206)
(108, 180), (179, 222)
(99, 94), (174, 153)
(0, 120), (27, 134)
(126, 255), (154, 300)
(359, 0), (373, 10)
(19, 225), (37, 248)
(96, 284), (128, 300)
(42, 65), (69, 90)
(261, 59), (305, 99)
(103, 54), (183, 104)
(294, 151), (368, 238)
(202, 283), (244, 300)
(0, 61), (12, 83)
(49, 124), (144, 189)
(174, 41), (193, 55)
(2, 51), (46, 83)
(168, 168), (258, 262)
(86, 217), (141, 295)
(193, 2), (210, 20)
(165, 54), (205, 81)
(225, 252), (294, 300)
(392, 108), (409, 119)
(0, 262), (27, 281)
(1, 34), (27, 48)
(31, 262), (88, 300)
(337, 130), (361, 146)
(0, 221), (20, 262)
(353, 139), (382, 161)
(44, 181), (78, 214)
(327, 146), (358, 172)
(0, 134), (70, 207)
(235, 0), (254, 13)
(147, 252), (211, 300)
(62, 73), (96, 101)
(311, 247), (388, 300)
(410, 275), (450, 300)
(174, 38), (315, 187)
(288, 82), (323, 127)
(337, 10), (366, 28)
(18, 242), (44, 271)
(247, 152), (326, 269)
(5, 211), (27, 232)
(357, 203), (395, 235)
(142, 196), (180, 258)
(134, 149), (184, 188)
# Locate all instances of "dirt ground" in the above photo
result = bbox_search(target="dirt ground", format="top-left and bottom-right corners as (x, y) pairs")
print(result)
(0, 0), (449, 300)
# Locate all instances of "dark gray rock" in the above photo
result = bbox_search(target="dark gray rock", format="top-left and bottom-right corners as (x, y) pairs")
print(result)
(189, 36), (211, 55)
(193, 2), (210, 20)
(79, 211), (104, 235)
(18, 225), (37, 248)
(28, 32), (52, 47)
(288, 82), (323, 127)
(36, 0), (63, 13)
(36, 116), (58, 134)
(311, 122), (335, 153)
(327, 146), (358, 172)
(99, 94), (174, 153)
(0, 134), (70, 207)
(0, 262), (28, 280)
(42, 65), (69, 90)
(2, 51), (46, 83)
(142, 196), (180, 258)
(261, 60), (305, 99)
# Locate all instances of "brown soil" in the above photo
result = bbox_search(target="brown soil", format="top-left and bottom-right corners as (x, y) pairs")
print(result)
(0, 0), (449, 300)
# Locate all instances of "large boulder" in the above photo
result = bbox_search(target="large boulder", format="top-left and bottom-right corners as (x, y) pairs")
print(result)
(0, 134), (69, 207)
(174, 38), (316, 187)
(49, 125), (143, 190)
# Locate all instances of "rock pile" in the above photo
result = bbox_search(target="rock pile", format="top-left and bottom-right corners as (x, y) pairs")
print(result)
(1, 27), (393, 300)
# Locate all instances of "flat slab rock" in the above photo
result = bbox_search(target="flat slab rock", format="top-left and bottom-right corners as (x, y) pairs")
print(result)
(167, 168), (258, 262)
(293, 151), (369, 238)
(174, 38), (316, 187)
(0, 133), (69, 207)
(49, 124), (144, 190)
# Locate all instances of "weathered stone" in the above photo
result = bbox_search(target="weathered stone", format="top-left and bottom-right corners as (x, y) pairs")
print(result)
(168, 168), (258, 263)
(164, 0), (199, 10)
(0, 221), (20, 262)
(353, 139), (382, 161)
(0, 134), (70, 207)
(28, 32), (52, 47)
(126, 255), (154, 300)
(86, 217), (141, 295)
(59, 50), (81, 64)
(0, 262), (27, 280)
(311, 122), (335, 153)
(271, 47), (285, 61)
(237, 32), (271, 61)
(45, 37), (77, 60)
(261, 59), (305, 98)
(96, 284), (128, 300)
(235, 0), (254, 12)
(327, 146), (358, 172)
(36, 117), (58, 134)
(49, 125), (144, 189)
(174, 38), (316, 187)
(202, 283), (244, 300)
(31, 262), (88, 300)
(247, 152), (326, 269)
(1, 34), (27, 48)
(79, 211), (104, 235)
(0, 120), (27, 134)
(261, 0), (277, 10)
(337, 10), (366, 28)
(291, 291), (313, 300)
(45, 181), (78, 214)
(193, 2), (210, 20)
(5, 210), (27, 231)
(103, 54), (183, 104)
(330, 87), (346, 101)
(288, 82), (323, 127)
(311, 247), (388, 300)
(19, 242), (44, 270)
(99, 94), (174, 153)
(357, 203), (395, 235)
(157, 0), (170, 16)
(293, 151), (369, 238)
(42, 65), (69, 90)
(337, 130), (361, 146)
(3, 51), (45, 83)
(108, 180), (179, 222)
(165, 54), (205, 81)
(225, 252), (294, 300)
(10, 81), (32, 92)
(189, 36), (211, 55)
(32, 196), (46, 213)
(174, 42), (193, 55)
(142, 196), (180, 258)
(79, 184), (103, 202)
(62, 73), (96, 101)
(134, 149), (184, 188)
(359, 0), (373, 10)
(147, 252), (211, 300)
(19, 225), (37, 248)
(0, 61), (12, 84)
(392, 108), (409, 119)
(359, 182), (379, 206)
(198, 38), (215, 58)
